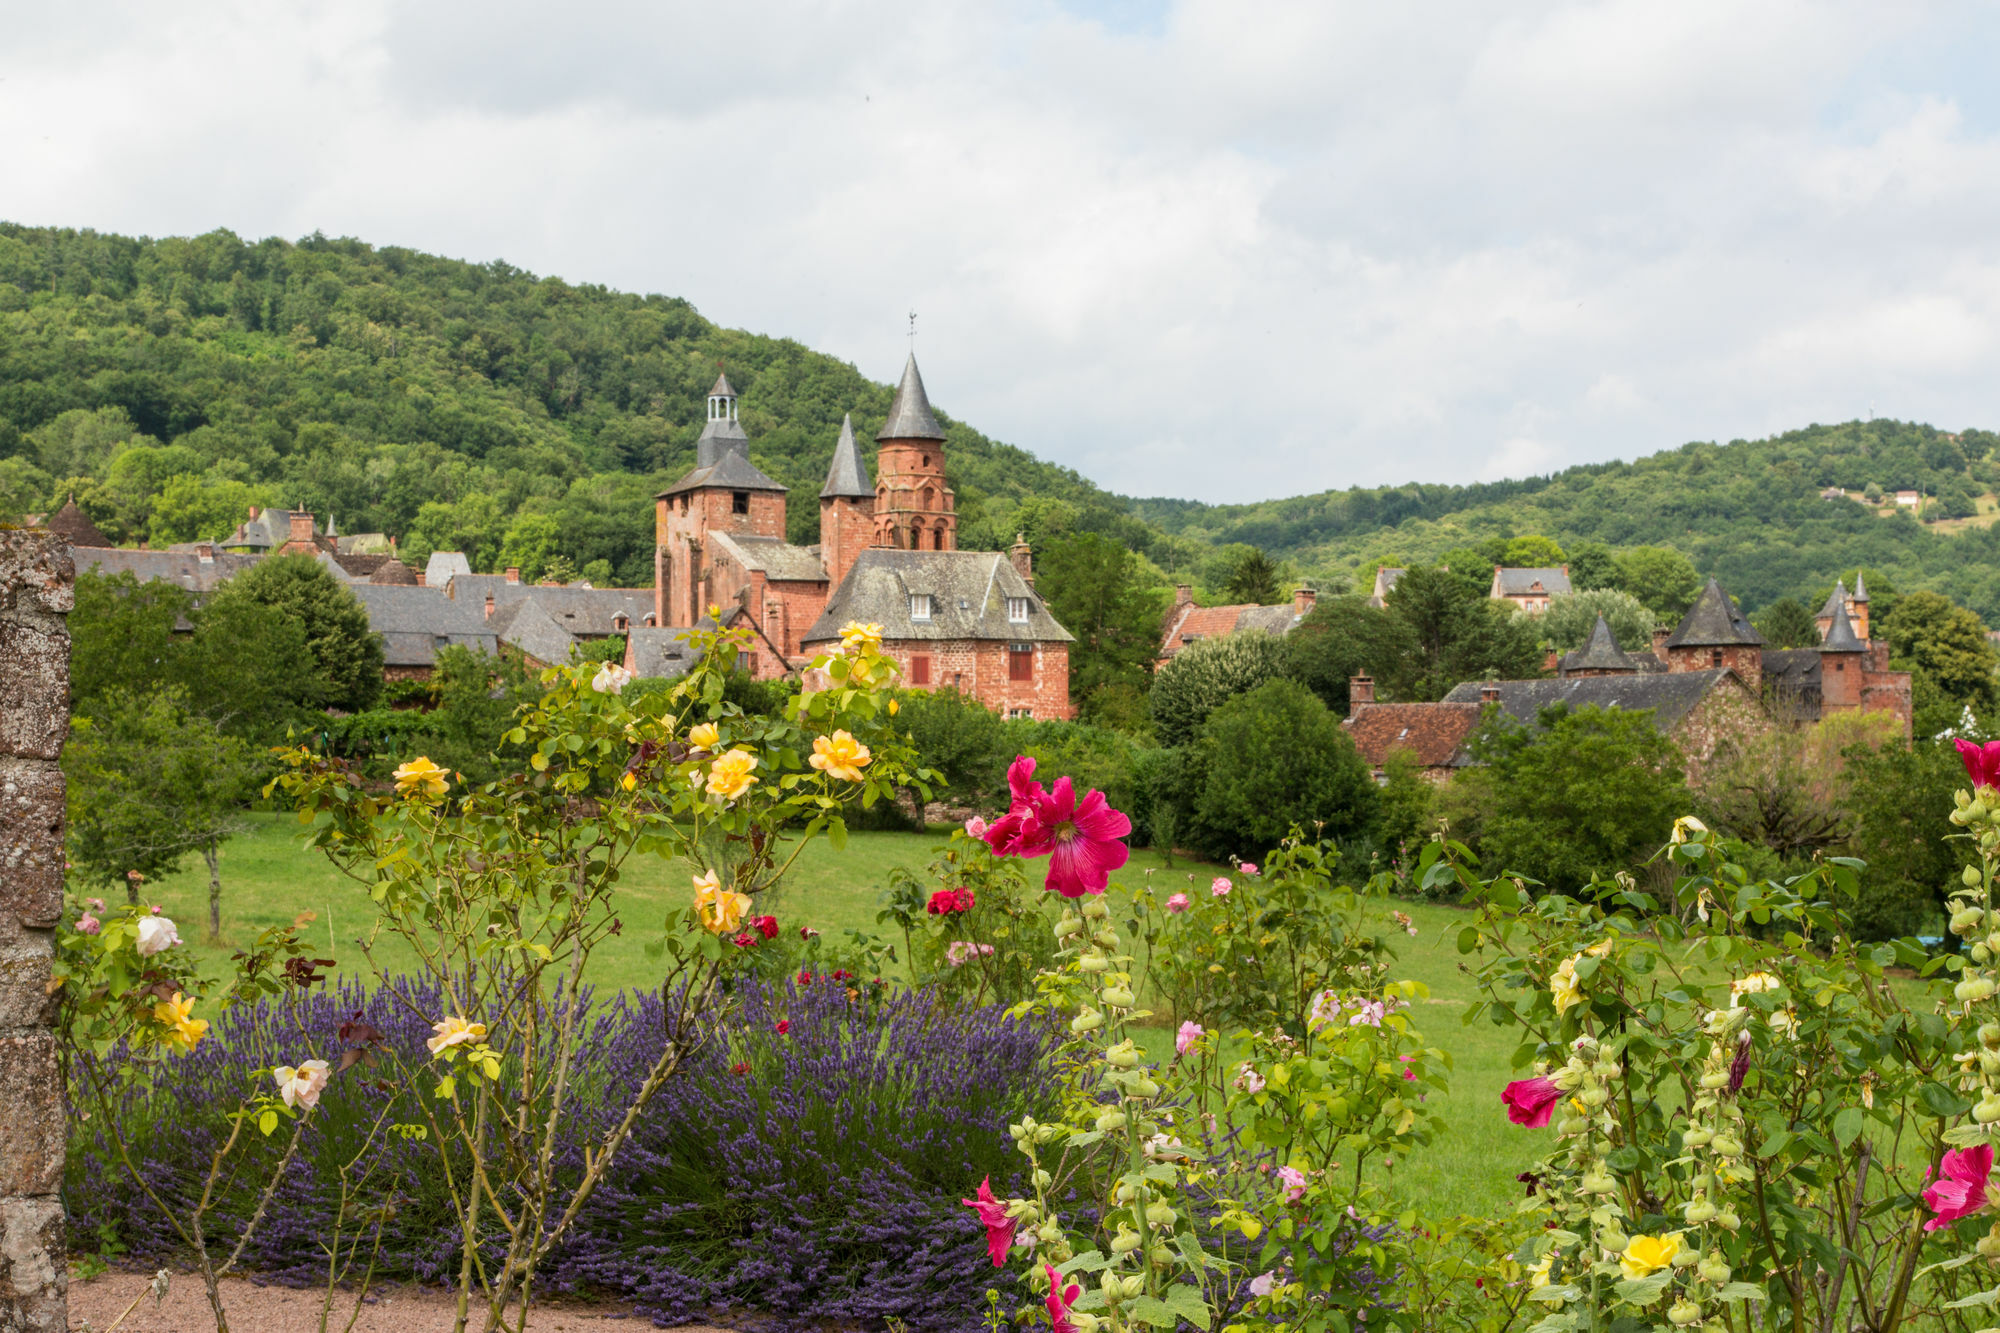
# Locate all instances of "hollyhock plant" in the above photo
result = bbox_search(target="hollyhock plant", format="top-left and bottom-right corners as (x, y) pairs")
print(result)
(1044, 1263), (1083, 1332)
(1501, 1076), (1563, 1128)
(979, 756), (1131, 898)
(959, 1176), (1017, 1267)
(1958, 738), (2000, 791)
(1924, 1144), (1993, 1231)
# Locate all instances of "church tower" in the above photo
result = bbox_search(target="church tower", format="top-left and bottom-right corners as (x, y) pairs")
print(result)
(819, 413), (875, 591)
(654, 372), (790, 626)
(872, 354), (955, 551)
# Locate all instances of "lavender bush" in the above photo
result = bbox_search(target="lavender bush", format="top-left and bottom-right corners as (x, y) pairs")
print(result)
(67, 974), (1057, 1330)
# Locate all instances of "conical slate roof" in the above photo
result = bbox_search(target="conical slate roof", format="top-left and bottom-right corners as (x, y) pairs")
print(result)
(1665, 579), (1765, 649)
(820, 414), (874, 498)
(876, 353), (945, 441)
(1819, 597), (1865, 653)
(369, 559), (419, 586)
(709, 371), (736, 399)
(1817, 580), (1848, 620)
(1562, 615), (1640, 672)
(1852, 571), (1869, 603)
(44, 497), (111, 548)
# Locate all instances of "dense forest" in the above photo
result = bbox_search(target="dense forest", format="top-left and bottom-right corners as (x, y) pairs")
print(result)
(9, 223), (2000, 622)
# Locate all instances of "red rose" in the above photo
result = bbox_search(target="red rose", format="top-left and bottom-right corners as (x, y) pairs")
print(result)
(733, 932), (756, 949)
(731, 1061), (750, 1076)
(751, 915), (780, 940)
(832, 969), (853, 982)
(798, 971), (813, 986)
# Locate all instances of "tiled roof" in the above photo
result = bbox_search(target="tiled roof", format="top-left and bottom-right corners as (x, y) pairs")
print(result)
(800, 549), (1072, 646)
(224, 508), (323, 551)
(1666, 579), (1764, 649)
(75, 547), (258, 594)
(876, 353), (946, 441)
(368, 560), (419, 586)
(1159, 601), (1304, 657)
(1368, 567), (1404, 609)
(44, 499), (112, 548)
(628, 626), (700, 679)
(1820, 598), (1865, 652)
(443, 576), (652, 636)
(1344, 702), (1482, 770)
(657, 445), (789, 498)
(1440, 671), (1740, 734)
(331, 552), (394, 579)
(425, 551), (472, 587)
(1492, 566), (1572, 597)
(709, 532), (828, 583)
(349, 584), (498, 667)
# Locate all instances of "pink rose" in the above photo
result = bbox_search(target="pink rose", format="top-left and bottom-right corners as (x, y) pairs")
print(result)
(1211, 877), (1232, 897)
(964, 816), (988, 840)
(1176, 1020), (1205, 1055)
(1276, 1165), (1307, 1202)
(1165, 893), (1190, 914)
(1238, 862), (1259, 876)
(75, 914), (100, 936)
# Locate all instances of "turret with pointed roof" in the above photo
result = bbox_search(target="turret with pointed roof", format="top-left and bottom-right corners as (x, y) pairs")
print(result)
(819, 412), (877, 592)
(820, 413), (873, 498)
(43, 496), (111, 548)
(1817, 596), (1868, 709)
(654, 374), (793, 627)
(872, 354), (955, 551)
(1664, 577), (1764, 691)
(1560, 615), (1642, 677)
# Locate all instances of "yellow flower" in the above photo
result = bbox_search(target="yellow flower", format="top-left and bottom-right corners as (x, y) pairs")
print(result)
(810, 730), (873, 783)
(1585, 938), (1614, 958)
(620, 771), (637, 791)
(1527, 1252), (1553, 1290)
(1730, 972), (1781, 1002)
(153, 992), (208, 1052)
(1551, 955), (1584, 1015)
(1671, 814), (1708, 843)
(688, 722), (720, 751)
(1618, 1232), (1682, 1280)
(692, 870), (752, 934)
(888, 698), (899, 715)
(705, 749), (760, 802)
(839, 621), (884, 655)
(393, 756), (450, 800)
(426, 1016), (488, 1057)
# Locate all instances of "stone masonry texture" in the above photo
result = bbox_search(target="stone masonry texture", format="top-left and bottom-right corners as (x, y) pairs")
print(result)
(0, 530), (70, 1333)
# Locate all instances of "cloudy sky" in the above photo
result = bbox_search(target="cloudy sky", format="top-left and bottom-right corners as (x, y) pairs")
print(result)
(6, 1), (1999, 503)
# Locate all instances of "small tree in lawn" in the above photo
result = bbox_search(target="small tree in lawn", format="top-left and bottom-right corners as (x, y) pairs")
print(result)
(223, 552), (385, 712)
(65, 688), (251, 935)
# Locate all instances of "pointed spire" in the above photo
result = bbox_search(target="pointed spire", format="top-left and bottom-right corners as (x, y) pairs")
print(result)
(876, 353), (945, 441)
(709, 371), (736, 399)
(1666, 578), (1765, 648)
(820, 413), (874, 498)
(1851, 571), (1869, 603)
(1820, 596), (1864, 652)
(1562, 615), (1640, 673)
(1818, 580), (1848, 620)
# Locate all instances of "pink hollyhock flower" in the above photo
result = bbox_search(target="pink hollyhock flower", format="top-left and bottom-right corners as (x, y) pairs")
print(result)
(1501, 1076), (1563, 1128)
(959, 1176), (1017, 1267)
(1238, 862), (1259, 876)
(981, 756), (1132, 897)
(1211, 876), (1232, 897)
(1276, 1165), (1308, 1202)
(1958, 739), (2000, 791)
(965, 816), (988, 839)
(1925, 1144), (1993, 1231)
(1044, 1263), (1083, 1332)
(1176, 1020), (1205, 1055)
(75, 913), (100, 935)
(1165, 893), (1190, 913)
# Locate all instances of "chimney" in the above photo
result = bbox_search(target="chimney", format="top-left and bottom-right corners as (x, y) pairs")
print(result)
(1349, 674), (1374, 710)
(505, 567), (521, 585)
(1010, 533), (1034, 586)
(288, 511), (315, 543)
(1292, 586), (1316, 616)
(195, 541), (214, 562)
(1651, 625), (1670, 662)
(1479, 681), (1501, 703)
(415, 571), (427, 587)
(1544, 649), (1560, 673)
(484, 593), (495, 619)
(1174, 584), (1193, 608)
(249, 505), (260, 520)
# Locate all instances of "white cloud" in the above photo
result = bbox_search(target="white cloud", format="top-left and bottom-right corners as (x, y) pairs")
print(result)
(3, 1), (2000, 504)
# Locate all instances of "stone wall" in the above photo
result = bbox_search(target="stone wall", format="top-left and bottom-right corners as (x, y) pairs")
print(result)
(0, 531), (71, 1332)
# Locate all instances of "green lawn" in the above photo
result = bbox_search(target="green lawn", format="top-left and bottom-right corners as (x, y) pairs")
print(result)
(131, 814), (1539, 1218)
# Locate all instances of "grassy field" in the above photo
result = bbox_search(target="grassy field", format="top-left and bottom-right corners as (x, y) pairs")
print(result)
(132, 814), (1540, 1217)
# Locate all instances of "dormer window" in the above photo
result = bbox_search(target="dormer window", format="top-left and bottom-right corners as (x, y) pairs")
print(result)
(1007, 597), (1030, 623)
(910, 594), (934, 622)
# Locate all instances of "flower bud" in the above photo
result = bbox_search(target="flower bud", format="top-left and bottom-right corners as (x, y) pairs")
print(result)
(1600, 1228), (1629, 1251)
(1955, 907), (1986, 935)
(1715, 1209), (1741, 1231)
(1082, 898), (1111, 921)
(1070, 1008), (1104, 1035)
(1038, 1221), (1064, 1244)
(1593, 1061), (1622, 1081)
(1581, 1172), (1616, 1194)
(1093, 930), (1119, 949)
(1580, 1087), (1608, 1108)
(1148, 1245), (1175, 1268)
(1558, 1115), (1589, 1136)
(1104, 1040), (1141, 1068)
(1977, 1231), (2000, 1258)
(1982, 1051), (2000, 1076)
(1671, 1247), (1698, 1268)
(1668, 1298), (1702, 1326)
(1710, 1135), (1743, 1157)
(1968, 865), (1987, 889)
(1078, 954), (1111, 974)
(1035, 1169), (1052, 1189)
(1683, 1199), (1718, 1225)
(1976, 1096), (2000, 1125)
(1095, 1109), (1128, 1132)
(1121, 1275), (1145, 1300)
(1055, 915), (1083, 939)
(1697, 1253), (1730, 1285)
(1700, 1072), (1728, 1090)
(1974, 945), (1992, 965)
(1109, 1228), (1142, 1256)
(1984, 1023), (2000, 1050)
(1101, 986), (1136, 1008)
(1129, 1077), (1160, 1098)
(1974, 799), (1992, 822)
(1070, 1315), (1100, 1333)
(1145, 1202), (1177, 1227)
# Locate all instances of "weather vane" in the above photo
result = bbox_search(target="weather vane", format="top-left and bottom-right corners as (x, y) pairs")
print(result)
(907, 310), (917, 347)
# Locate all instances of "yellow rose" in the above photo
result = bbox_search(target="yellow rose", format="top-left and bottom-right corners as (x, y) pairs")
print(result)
(809, 730), (873, 783)
(426, 1015), (488, 1057)
(1670, 814), (1708, 843)
(688, 722), (720, 750)
(153, 992), (208, 1052)
(705, 749), (760, 802)
(839, 621), (884, 655)
(1618, 1232), (1682, 1280)
(393, 756), (450, 800)
(1551, 955), (1584, 1015)
(692, 869), (752, 934)
(1730, 971), (1780, 999)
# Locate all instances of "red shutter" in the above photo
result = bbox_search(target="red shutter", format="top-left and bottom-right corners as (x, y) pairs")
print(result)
(1009, 646), (1033, 682)
(911, 656), (931, 686)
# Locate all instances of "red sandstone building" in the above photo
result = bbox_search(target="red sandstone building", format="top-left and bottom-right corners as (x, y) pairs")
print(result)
(631, 358), (1075, 719)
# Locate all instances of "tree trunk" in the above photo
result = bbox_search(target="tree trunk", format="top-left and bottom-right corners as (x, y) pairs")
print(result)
(204, 840), (223, 943)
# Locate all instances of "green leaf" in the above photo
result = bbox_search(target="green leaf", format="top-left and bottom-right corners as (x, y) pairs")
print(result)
(1160, 1283), (1212, 1327)
(1922, 1081), (1974, 1119)
(1831, 1107), (1864, 1147)
(1715, 1282), (1768, 1302)
(1945, 1286), (2000, 1310)
(1124, 1296), (1180, 1327)
(1612, 1271), (1671, 1304)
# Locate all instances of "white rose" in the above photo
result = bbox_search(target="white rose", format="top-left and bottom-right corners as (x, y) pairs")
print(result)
(591, 663), (633, 695)
(273, 1059), (332, 1111)
(135, 915), (181, 957)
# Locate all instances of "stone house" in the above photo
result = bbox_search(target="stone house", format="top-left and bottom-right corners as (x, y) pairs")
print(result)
(1341, 675), (1480, 782)
(1365, 566), (1404, 609)
(348, 584), (500, 681)
(1490, 565), (1572, 612)
(1156, 586), (1317, 664)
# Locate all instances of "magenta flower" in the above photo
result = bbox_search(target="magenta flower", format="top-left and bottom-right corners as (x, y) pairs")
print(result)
(75, 913), (100, 935)
(1165, 893), (1190, 913)
(1276, 1165), (1308, 1202)
(1958, 739), (2000, 791)
(960, 1176), (1017, 1266)
(1176, 1020), (1205, 1055)
(1925, 1144), (1993, 1232)
(1045, 1262), (1083, 1331)
(980, 756), (1132, 897)
(1211, 876), (1232, 897)
(1502, 1076), (1564, 1128)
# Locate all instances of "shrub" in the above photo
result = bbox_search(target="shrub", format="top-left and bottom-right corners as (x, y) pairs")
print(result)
(892, 686), (1007, 802)
(1537, 587), (1655, 654)
(1149, 631), (1288, 747)
(1185, 678), (1376, 862)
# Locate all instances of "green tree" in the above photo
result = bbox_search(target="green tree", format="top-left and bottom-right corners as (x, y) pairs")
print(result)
(1380, 564), (1544, 701)
(147, 474), (266, 546)
(1613, 546), (1702, 620)
(1564, 539), (1620, 591)
(1501, 534), (1566, 566)
(1281, 595), (1415, 714)
(1187, 678), (1376, 861)
(1223, 547), (1282, 605)
(1840, 736), (1971, 938)
(892, 686), (1007, 801)
(1537, 589), (1656, 655)
(68, 571), (191, 717)
(1467, 702), (1689, 893)
(1753, 596), (1820, 648)
(1150, 632), (1290, 747)
(500, 510), (564, 583)
(1881, 589), (1998, 711)
(223, 553), (384, 711)
(63, 689), (251, 937)
(1036, 531), (1165, 731)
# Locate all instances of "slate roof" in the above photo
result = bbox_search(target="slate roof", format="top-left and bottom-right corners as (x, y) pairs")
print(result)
(1853, 572), (1870, 603)
(876, 353), (946, 441)
(1159, 599), (1307, 657)
(1561, 615), (1642, 673)
(1817, 580), (1848, 621)
(225, 508), (322, 551)
(425, 551), (472, 587)
(44, 499), (112, 548)
(350, 584), (499, 667)
(369, 560), (419, 586)
(443, 576), (652, 637)
(1665, 579), (1764, 648)
(627, 626), (701, 680)
(1344, 702), (1482, 770)
(801, 549), (1073, 646)
(658, 442), (789, 498)
(709, 371), (736, 399)
(1820, 597), (1865, 652)
(1440, 671), (1741, 735)
(709, 532), (828, 583)
(1368, 567), (1404, 609)
(332, 552), (394, 579)
(488, 599), (576, 667)
(1492, 566), (1573, 597)
(74, 547), (259, 594)
(820, 413), (874, 498)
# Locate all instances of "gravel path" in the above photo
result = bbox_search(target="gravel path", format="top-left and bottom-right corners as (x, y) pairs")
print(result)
(67, 1272), (735, 1332)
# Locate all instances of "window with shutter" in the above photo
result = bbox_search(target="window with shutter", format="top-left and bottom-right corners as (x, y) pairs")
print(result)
(1008, 644), (1033, 681)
